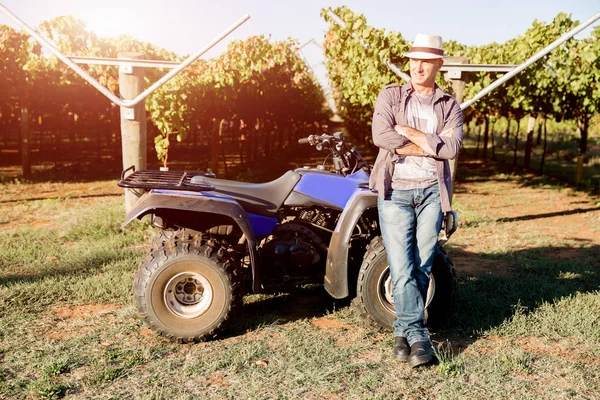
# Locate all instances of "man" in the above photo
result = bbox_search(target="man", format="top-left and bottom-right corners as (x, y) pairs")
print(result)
(369, 33), (463, 367)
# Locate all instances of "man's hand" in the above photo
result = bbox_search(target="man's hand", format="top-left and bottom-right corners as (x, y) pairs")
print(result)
(395, 143), (425, 156)
(395, 125), (435, 155)
(394, 127), (454, 157)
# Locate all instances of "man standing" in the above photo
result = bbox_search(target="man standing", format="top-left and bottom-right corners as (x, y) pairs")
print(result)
(369, 34), (463, 367)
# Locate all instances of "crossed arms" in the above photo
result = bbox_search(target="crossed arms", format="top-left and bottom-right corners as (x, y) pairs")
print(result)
(371, 88), (463, 159)
(394, 125), (453, 157)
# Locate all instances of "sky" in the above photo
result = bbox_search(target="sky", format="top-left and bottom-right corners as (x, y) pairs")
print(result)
(1, 0), (598, 93)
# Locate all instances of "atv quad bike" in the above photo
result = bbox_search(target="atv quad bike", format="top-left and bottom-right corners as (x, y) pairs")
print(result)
(119, 132), (457, 341)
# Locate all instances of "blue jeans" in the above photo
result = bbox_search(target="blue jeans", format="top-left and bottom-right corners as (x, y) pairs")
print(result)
(377, 185), (443, 345)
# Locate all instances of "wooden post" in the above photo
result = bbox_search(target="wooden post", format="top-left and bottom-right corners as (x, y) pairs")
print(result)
(211, 118), (223, 174)
(505, 118), (511, 147)
(219, 119), (228, 176)
(524, 115), (536, 170)
(483, 116), (489, 160)
(118, 52), (147, 213)
(540, 118), (548, 173)
(20, 107), (31, 178)
(490, 118), (496, 160)
(513, 119), (520, 166)
(576, 117), (589, 184)
(475, 121), (481, 159)
(443, 56), (469, 198)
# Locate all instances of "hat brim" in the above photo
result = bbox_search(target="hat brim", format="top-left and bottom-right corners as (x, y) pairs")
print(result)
(404, 51), (445, 59)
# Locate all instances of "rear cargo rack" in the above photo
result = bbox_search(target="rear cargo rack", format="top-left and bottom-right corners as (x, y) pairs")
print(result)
(118, 166), (215, 192)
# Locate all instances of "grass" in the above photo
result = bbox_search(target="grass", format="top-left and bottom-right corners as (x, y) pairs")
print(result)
(0, 167), (599, 399)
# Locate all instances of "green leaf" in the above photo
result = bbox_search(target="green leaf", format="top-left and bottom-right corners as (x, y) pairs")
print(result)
(582, 51), (597, 64)
(352, 19), (363, 30)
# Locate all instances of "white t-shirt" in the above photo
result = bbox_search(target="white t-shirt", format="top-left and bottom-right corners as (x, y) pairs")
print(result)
(392, 91), (438, 190)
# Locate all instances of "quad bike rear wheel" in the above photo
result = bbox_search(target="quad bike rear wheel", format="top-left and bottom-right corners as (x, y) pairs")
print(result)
(353, 236), (455, 331)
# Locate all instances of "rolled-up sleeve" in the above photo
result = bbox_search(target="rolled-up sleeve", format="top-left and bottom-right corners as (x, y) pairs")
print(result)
(426, 99), (463, 159)
(372, 88), (410, 151)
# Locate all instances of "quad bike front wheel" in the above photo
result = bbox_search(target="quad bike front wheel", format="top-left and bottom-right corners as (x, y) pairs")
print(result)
(133, 238), (241, 342)
(353, 236), (455, 331)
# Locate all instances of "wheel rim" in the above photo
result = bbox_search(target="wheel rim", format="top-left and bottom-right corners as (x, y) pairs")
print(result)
(164, 272), (213, 318)
(377, 265), (436, 313)
(377, 266), (395, 314)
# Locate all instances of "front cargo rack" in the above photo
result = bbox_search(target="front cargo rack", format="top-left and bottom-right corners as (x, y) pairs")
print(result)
(118, 166), (215, 192)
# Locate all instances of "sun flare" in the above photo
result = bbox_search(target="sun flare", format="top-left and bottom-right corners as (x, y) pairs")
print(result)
(81, 5), (140, 38)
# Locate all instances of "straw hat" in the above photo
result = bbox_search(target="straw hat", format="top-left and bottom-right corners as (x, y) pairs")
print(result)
(404, 34), (445, 59)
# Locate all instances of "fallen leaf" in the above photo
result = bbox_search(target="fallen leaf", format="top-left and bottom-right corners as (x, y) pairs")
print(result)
(254, 359), (269, 367)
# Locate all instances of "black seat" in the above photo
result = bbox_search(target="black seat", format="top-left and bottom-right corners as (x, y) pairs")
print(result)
(190, 171), (301, 216)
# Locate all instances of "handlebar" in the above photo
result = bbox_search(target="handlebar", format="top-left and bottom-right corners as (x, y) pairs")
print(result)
(297, 131), (370, 176)
(297, 132), (344, 146)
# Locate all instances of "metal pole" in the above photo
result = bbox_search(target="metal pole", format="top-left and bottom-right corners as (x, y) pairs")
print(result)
(326, 10), (411, 82)
(299, 38), (316, 50)
(460, 11), (600, 110)
(297, 39), (338, 115)
(129, 14), (249, 107)
(0, 1), (122, 104)
(0, 3), (250, 107)
(69, 56), (180, 69)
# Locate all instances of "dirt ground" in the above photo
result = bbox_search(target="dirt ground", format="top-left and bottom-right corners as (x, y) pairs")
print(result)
(448, 158), (600, 278)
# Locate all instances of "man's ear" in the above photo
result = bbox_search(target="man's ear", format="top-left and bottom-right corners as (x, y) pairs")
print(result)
(435, 58), (444, 71)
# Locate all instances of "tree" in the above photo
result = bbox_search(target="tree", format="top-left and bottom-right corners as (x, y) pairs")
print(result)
(146, 35), (329, 169)
(321, 6), (409, 143)
(554, 25), (600, 182)
(0, 24), (39, 176)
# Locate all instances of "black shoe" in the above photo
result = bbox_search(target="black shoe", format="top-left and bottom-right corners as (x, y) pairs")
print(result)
(393, 336), (410, 361)
(408, 341), (433, 368)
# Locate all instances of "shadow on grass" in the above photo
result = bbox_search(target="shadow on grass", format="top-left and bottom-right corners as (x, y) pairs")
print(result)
(494, 206), (600, 223)
(0, 250), (133, 287)
(446, 244), (600, 338)
(0, 193), (122, 204)
(225, 284), (344, 338)
(222, 243), (599, 345)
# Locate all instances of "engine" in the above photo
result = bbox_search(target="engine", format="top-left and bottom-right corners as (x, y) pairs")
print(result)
(296, 208), (337, 231)
(259, 223), (328, 288)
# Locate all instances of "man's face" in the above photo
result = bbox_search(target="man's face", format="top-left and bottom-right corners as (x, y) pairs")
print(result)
(409, 58), (443, 87)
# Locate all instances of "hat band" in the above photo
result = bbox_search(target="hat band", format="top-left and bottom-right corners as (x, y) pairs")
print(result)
(409, 46), (443, 56)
